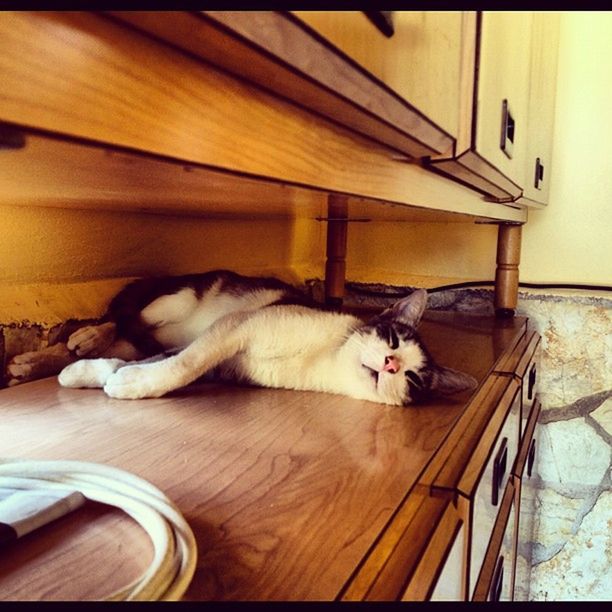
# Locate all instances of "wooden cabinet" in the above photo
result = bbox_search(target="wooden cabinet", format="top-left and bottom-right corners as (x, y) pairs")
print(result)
(428, 12), (560, 205)
(517, 13), (561, 207)
(1, 312), (541, 601)
(291, 11), (470, 142)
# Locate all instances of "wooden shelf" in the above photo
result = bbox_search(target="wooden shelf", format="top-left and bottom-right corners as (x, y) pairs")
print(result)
(0, 12), (525, 223)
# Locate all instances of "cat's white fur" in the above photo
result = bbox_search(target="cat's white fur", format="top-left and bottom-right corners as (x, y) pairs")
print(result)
(59, 288), (476, 405)
(141, 280), (286, 349)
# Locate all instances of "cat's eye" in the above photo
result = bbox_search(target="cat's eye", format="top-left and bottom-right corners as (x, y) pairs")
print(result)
(405, 371), (422, 388)
(387, 326), (399, 349)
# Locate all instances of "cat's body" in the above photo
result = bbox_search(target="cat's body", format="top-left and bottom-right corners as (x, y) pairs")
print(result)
(54, 271), (477, 406)
(7, 269), (476, 405)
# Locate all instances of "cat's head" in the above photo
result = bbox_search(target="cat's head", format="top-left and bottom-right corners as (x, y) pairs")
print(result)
(354, 289), (477, 406)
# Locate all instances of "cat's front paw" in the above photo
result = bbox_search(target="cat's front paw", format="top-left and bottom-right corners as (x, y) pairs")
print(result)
(103, 364), (168, 399)
(59, 358), (126, 388)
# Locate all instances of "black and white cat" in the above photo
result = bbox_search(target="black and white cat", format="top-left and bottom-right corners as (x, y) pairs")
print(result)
(54, 270), (477, 405)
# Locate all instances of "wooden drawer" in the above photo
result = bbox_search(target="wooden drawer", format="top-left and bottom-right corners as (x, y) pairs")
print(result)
(421, 374), (521, 597)
(495, 329), (541, 439)
(472, 479), (517, 601)
(468, 387), (520, 596)
(400, 499), (465, 601)
(512, 397), (541, 601)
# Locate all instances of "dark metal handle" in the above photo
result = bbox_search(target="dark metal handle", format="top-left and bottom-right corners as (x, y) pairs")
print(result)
(500, 99), (515, 159)
(534, 157), (545, 189)
(527, 438), (537, 478)
(528, 363), (537, 400)
(490, 555), (505, 601)
(492, 437), (508, 506)
(364, 11), (395, 37)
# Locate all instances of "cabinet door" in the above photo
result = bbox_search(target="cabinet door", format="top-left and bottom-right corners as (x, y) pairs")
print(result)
(475, 12), (533, 189)
(292, 11), (469, 142)
(520, 12), (561, 206)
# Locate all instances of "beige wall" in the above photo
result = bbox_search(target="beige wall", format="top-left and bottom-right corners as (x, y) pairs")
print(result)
(521, 11), (612, 286)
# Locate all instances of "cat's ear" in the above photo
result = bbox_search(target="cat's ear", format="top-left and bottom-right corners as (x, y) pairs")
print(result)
(386, 289), (428, 328)
(431, 366), (478, 396)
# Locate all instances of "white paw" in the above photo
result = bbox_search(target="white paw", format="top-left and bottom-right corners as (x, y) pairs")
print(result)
(103, 364), (168, 399)
(58, 358), (126, 388)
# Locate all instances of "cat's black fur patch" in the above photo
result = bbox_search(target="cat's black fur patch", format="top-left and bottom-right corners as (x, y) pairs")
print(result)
(105, 270), (315, 356)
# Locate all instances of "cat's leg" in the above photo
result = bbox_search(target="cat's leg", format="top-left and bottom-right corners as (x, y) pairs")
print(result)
(103, 311), (251, 399)
(58, 338), (147, 389)
(66, 321), (117, 357)
(6, 343), (76, 386)
(6, 321), (120, 386)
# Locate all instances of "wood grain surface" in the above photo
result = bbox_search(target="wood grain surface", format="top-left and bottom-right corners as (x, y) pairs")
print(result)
(0, 313), (525, 600)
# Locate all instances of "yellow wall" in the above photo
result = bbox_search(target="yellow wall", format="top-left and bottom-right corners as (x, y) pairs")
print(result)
(521, 11), (612, 286)
(0, 204), (300, 324)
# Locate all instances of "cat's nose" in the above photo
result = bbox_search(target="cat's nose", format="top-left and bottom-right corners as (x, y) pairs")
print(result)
(383, 355), (400, 374)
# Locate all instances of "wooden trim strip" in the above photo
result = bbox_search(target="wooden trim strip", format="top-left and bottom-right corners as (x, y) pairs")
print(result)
(428, 149), (523, 201)
(512, 398), (541, 480)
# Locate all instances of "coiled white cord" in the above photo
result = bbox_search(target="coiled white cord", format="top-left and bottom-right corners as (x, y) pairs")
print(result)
(0, 458), (197, 601)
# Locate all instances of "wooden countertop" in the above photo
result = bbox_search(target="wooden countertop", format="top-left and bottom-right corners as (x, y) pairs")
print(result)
(0, 313), (526, 600)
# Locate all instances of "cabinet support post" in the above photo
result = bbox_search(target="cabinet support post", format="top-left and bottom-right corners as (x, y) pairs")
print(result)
(494, 223), (522, 317)
(324, 194), (349, 310)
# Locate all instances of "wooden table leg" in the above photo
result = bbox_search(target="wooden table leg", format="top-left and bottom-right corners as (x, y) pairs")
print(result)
(494, 223), (522, 317)
(324, 194), (349, 310)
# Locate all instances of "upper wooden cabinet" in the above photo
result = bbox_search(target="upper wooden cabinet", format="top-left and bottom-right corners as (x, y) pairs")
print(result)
(292, 11), (470, 144)
(291, 11), (559, 207)
(429, 12), (560, 205)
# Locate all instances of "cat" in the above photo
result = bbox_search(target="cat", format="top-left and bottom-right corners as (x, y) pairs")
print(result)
(6, 270), (314, 386)
(55, 270), (478, 406)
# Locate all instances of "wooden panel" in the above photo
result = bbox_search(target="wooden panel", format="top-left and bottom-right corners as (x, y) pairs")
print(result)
(2, 129), (515, 224)
(520, 13), (561, 205)
(472, 481), (516, 601)
(111, 11), (451, 158)
(292, 11), (468, 140)
(0, 378), (462, 601)
(401, 504), (465, 600)
(0, 12), (526, 223)
(428, 150), (523, 202)
(512, 399), (541, 601)
(475, 12), (533, 188)
(468, 390), (520, 596)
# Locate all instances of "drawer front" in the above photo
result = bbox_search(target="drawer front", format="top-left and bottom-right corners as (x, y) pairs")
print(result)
(469, 389), (520, 596)
(430, 523), (466, 601)
(487, 498), (516, 601)
(513, 400), (541, 601)
(521, 344), (541, 438)
(473, 481), (517, 601)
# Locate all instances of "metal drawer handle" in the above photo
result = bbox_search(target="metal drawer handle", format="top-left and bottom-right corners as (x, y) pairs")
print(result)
(527, 437), (537, 478)
(528, 363), (537, 400)
(500, 99), (515, 159)
(490, 555), (505, 601)
(492, 437), (508, 506)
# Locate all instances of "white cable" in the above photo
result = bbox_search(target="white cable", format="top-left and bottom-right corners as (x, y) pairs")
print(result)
(0, 458), (198, 601)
